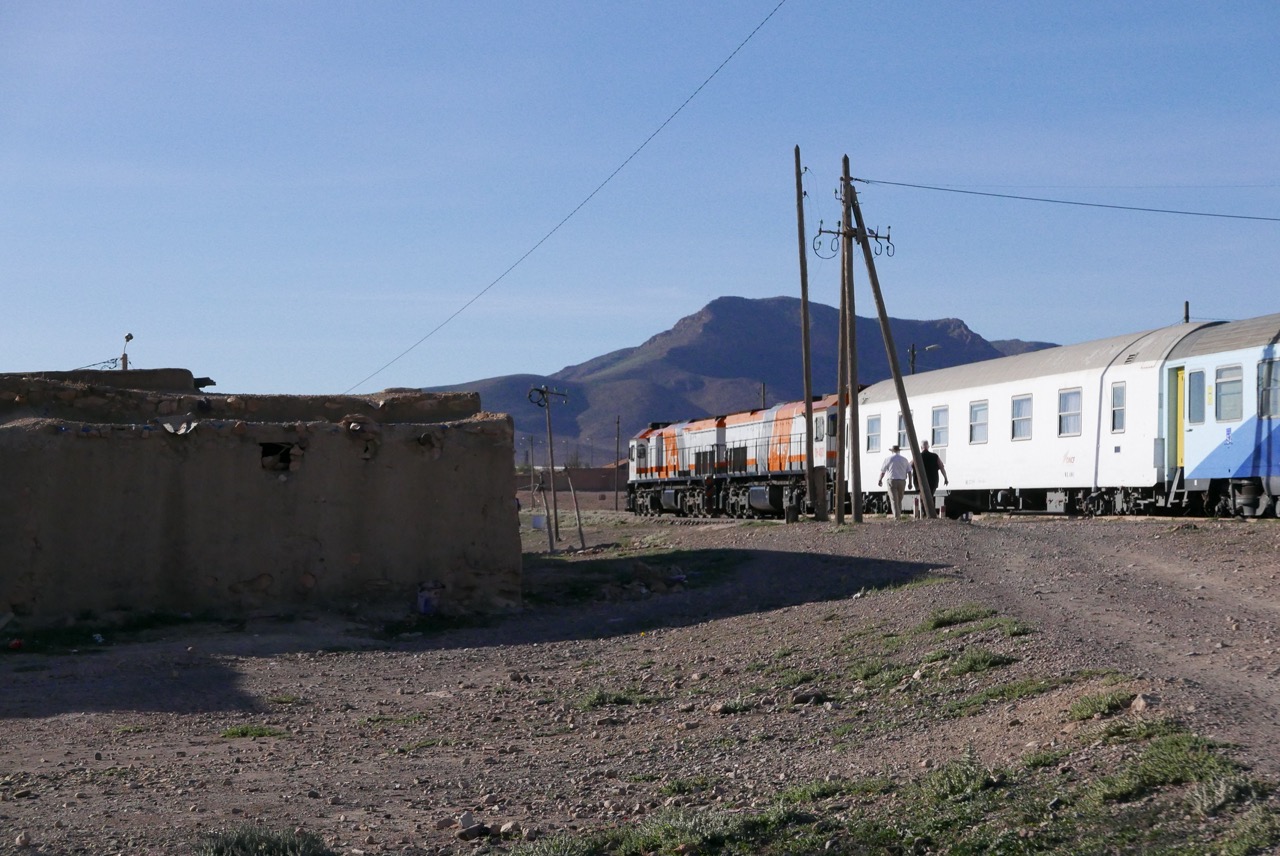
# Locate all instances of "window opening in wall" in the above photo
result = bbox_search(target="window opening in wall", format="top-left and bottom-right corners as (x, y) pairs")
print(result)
(866, 415), (881, 453)
(260, 442), (295, 471)
(1012, 395), (1033, 440)
(1111, 382), (1126, 432)
(1058, 388), (1082, 437)
(1216, 365), (1243, 421)
(931, 406), (949, 447)
(969, 401), (988, 444)
(1261, 360), (1280, 418)
(1188, 370), (1205, 424)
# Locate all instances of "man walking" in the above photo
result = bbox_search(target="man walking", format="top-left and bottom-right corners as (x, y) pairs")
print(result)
(912, 441), (949, 518)
(878, 444), (910, 520)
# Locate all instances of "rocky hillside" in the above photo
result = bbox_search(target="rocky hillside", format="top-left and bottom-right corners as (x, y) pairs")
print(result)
(427, 296), (1055, 458)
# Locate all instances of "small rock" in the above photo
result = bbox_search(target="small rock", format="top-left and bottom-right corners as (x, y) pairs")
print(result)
(456, 823), (488, 841)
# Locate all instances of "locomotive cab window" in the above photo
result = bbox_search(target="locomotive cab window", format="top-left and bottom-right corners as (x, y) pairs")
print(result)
(969, 401), (988, 444)
(813, 415), (825, 441)
(1262, 359), (1280, 419)
(1187, 370), (1205, 424)
(1215, 365), (1243, 422)
(931, 406), (949, 447)
(1011, 395), (1033, 441)
(866, 415), (881, 453)
(1058, 388), (1082, 437)
(1111, 382), (1126, 433)
(827, 414), (837, 439)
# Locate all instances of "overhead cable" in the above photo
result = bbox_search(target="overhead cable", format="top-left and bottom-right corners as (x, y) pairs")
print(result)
(342, 0), (791, 394)
(855, 178), (1280, 223)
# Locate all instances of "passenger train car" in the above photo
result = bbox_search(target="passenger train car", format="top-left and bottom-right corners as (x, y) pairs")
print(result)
(627, 311), (1280, 519)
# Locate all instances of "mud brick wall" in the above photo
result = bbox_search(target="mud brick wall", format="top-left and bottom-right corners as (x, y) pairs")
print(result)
(0, 372), (521, 626)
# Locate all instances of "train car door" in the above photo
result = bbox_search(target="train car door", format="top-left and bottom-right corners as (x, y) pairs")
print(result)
(1175, 367), (1185, 470)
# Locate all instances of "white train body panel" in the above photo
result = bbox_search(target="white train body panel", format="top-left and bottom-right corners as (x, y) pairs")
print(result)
(855, 323), (1212, 513)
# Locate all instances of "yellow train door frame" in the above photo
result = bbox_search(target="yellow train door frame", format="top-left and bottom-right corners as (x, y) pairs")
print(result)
(1175, 367), (1185, 469)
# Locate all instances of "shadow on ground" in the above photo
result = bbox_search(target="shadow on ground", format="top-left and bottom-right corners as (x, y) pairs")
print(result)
(398, 545), (952, 650)
(0, 546), (949, 718)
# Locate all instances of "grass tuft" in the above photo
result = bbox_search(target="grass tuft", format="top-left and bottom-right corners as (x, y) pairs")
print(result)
(220, 724), (286, 739)
(1068, 689), (1135, 721)
(193, 824), (336, 856)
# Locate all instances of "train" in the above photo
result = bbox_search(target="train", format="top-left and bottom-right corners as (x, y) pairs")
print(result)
(626, 311), (1280, 519)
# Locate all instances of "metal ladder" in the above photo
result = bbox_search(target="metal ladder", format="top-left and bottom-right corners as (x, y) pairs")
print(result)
(1167, 467), (1188, 509)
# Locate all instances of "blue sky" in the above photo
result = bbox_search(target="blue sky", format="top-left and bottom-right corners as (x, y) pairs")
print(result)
(4, 1), (1277, 394)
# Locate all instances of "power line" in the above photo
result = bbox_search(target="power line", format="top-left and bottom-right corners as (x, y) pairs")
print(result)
(855, 178), (1280, 223)
(343, 0), (790, 394)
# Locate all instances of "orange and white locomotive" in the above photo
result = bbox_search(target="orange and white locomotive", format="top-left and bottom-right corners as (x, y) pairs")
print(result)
(627, 394), (841, 517)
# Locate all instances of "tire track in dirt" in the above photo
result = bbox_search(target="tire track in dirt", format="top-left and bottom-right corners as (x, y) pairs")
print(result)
(958, 520), (1280, 777)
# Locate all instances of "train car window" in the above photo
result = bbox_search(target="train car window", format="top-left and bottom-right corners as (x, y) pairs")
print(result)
(1188, 371), (1205, 424)
(1058, 389), (1082, 437)
(866, 415), (881, 452)
(813, 415), (825, 441)
(1111, 382), (1126, 432)
(897, 413), (909, 449)
(1261, 360), (1280, 418)
(1011, 395), (1033, 440)
(969, 401), (988, 444)
(827, 414), (837, 439)
(1215, 365), (1243, 422)
(931, 406), (949, 447)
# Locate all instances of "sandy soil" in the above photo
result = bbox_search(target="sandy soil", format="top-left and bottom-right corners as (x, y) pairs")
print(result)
(2, 503), (1279, 855)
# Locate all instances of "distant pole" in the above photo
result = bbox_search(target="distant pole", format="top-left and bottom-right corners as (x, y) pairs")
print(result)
(841, 158), (862, 522)
(909, 344), (916, 375)
(794, 146), (824, 520)
(761, 382), (766, 410)
(529, 386), (568, 539)
(615, 415), (620, 512)
(121, 333), (133, 370)
(847, 165), (935, 519)
(1184, 301), (1190, 324)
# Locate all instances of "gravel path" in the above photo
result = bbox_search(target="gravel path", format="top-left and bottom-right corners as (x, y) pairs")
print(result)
(2, 513), (1278, 854)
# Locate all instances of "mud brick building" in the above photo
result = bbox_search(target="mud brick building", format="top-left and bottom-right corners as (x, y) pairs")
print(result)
(0, 369), (521, 627)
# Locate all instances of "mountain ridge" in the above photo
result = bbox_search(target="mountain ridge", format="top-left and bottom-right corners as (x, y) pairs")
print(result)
(425, 295), (1056, 461)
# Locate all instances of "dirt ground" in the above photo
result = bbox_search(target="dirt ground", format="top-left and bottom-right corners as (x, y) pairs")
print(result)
(2, 498), (1279, 855)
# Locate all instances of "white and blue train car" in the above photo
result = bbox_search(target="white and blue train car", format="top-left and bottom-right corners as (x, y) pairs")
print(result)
(855, 321), (1219, 516)
(1162, 312), (1280, 516)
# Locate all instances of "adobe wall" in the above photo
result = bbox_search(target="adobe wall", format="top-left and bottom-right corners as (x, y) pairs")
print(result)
(0, 372), (521, 627)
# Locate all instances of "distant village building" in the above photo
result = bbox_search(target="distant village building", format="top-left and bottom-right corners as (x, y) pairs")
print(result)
(0, 369), (521, 627)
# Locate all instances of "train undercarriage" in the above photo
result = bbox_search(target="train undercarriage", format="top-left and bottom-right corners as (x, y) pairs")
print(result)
(630, 476), (1278, 520)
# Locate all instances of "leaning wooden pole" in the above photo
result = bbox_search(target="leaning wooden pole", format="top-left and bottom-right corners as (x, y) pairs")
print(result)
(849, 165), (931, 514)
(847, 163), (935, 518)
(794, 146), (825, 520)
(841, 159), (863, 522)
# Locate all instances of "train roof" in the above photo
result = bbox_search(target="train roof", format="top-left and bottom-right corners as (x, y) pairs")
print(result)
(860, 320), (1215, 404)
(1166, 311), (1280, 359)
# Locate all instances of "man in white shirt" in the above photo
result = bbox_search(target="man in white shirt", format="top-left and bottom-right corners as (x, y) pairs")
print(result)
(878, 444), (910, 520)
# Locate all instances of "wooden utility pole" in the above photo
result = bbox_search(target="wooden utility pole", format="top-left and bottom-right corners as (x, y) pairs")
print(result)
(834, 267), (848, 525)
(841, 158), (863, 521)
(846, 167), (935, 518)
(793, 146), (825, 520)
(614, 415), (620, 512)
